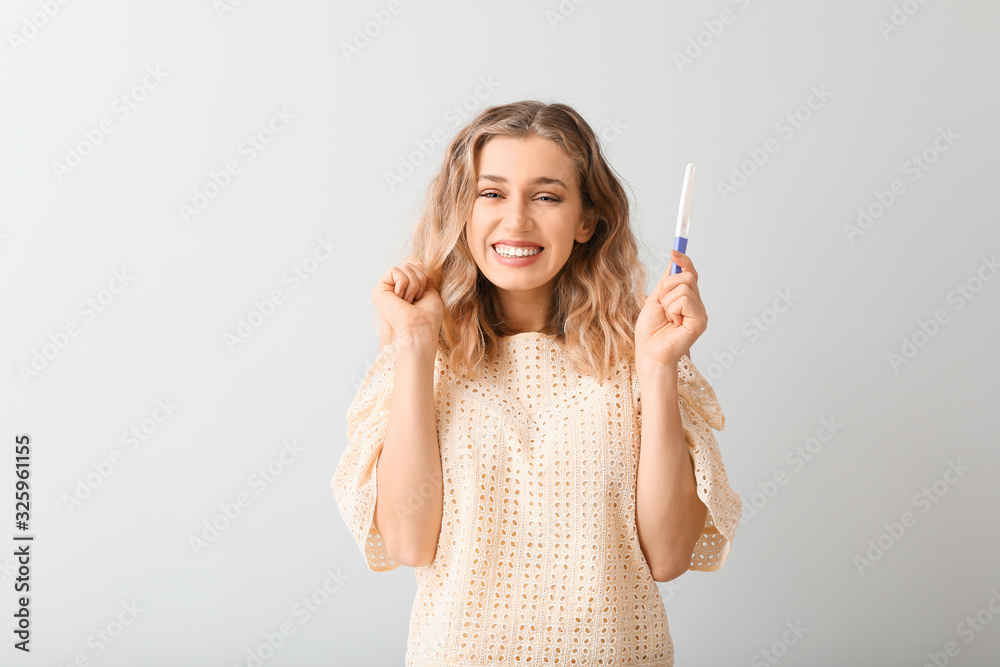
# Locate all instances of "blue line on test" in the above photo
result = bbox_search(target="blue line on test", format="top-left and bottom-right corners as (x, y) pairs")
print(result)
(670, 237), (688, 275)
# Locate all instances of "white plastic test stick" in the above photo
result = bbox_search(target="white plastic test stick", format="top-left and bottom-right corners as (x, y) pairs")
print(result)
(670, 163), (695, 275)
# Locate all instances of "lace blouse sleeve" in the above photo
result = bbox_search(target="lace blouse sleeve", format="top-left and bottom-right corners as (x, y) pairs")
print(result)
(675, 354), (741, 571)
(634, 353), (742, 572)
(331, 342), (400, 573)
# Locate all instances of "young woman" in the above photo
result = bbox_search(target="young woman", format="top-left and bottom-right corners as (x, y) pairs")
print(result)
(333, 100), (741, 666)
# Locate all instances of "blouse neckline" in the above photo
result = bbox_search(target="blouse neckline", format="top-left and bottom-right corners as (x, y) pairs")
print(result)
(499, 332), (559, 340)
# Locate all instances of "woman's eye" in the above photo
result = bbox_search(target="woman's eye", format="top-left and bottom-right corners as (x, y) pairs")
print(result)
(478, 192), (560, 202)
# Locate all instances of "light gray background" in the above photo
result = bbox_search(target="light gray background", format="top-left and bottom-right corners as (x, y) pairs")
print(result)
(2, 1), (998, 665)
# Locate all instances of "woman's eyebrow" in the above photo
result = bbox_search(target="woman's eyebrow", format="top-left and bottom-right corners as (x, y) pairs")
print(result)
(477, 174), (569, 189)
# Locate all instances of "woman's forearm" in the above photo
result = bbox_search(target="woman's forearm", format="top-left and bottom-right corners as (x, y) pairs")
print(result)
(374, 332), (443, 567)
(635, 360), (708, 582)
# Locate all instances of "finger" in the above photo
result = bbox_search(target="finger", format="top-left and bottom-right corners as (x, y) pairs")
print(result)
(388, 261), (433, 303)
(408, 267), (428, 301)
(414, 264), (433, 301)
(668, 250), (698, 281)
(665, 294), (688, 325)
(398, 267), (417, 302)
(664, 294), (698, 329)
(660, 282), (702, 305)
(670, 250), (698, 281)
(403, 257), (425, 277)
(391, 266), (417, 302)
(390, 267), (405, 296)
(419, 268), (440, 300)
(656, 271), (698, 303)
(662, 288), (707, 332)
(659, 283), (700, 315)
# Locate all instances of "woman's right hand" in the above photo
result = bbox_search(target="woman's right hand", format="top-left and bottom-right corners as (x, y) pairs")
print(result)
(372, 257), (444, 348)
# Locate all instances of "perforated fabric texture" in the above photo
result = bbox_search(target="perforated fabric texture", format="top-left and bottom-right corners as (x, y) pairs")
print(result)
(332, 332), (741, 666)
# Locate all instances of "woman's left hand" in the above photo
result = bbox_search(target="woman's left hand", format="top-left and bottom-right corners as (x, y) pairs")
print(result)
(634, 250), (708, 370)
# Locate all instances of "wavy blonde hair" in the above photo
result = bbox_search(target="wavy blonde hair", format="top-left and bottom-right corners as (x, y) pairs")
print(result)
(383, 100), (649, 381)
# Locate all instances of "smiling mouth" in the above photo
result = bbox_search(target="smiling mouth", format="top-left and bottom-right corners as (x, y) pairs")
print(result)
(492, 244), (544, 258)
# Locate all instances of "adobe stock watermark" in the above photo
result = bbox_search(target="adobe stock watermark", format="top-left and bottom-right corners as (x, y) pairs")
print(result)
(17, 268), (135, 386)
(922, 587), (1000, 667)
(544, 0), (590, 31)
(214, 0), (250, 20)
(224, 235), (339, 351)
(55, 600), (144, 667)
(597, 116), (628, 146)
(356, 324), (424, 390)
(385, 75), (502, 192)
(179, 106), (294, 224)
(740, 417), (843, 526)
(750, 619), (809, 666)
(642, 244), (681, 277)
(672, 0), (756, 73)
(189, 438), (306, 557)
(61, 398), (178, 514)
(716, 84), (833, 202)
(656, 580), (682, 606)
(0, 555), (17, 586)
(51, 65), (168, 183)
(703, 287), (798, 381)
(844, 126), (960, 244)
(853, 458), (971, 576)
(340, 0), (405, 63)
(350, 325), (439, 393)
(887, 254), (998, 372)
(7, 0), (73, 53)
(395, 467), (443, 519)
(233, 568), (350, 667)
(877, 0), (934, 41)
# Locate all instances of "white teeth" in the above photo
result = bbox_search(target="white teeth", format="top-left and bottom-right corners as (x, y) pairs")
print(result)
(493, 244), (542, 258)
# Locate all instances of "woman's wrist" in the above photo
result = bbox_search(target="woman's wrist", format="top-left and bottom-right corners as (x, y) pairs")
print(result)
(636, 354), (680, 379)
(392, 326), (439, 360)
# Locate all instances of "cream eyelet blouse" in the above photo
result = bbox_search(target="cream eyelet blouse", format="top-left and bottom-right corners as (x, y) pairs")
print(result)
(333, 332), (741, 666)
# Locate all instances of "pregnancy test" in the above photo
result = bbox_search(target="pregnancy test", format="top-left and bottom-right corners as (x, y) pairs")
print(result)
(670, 163), (695, 275)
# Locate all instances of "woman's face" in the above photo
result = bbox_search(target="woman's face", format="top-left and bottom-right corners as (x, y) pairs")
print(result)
(466, 135), (595, 307)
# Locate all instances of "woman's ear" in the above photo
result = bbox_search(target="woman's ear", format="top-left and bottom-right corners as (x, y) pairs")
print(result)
(577, 210), (598, 244)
